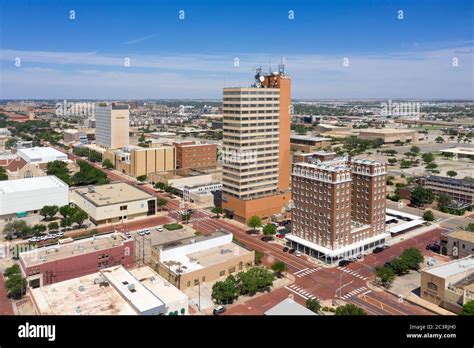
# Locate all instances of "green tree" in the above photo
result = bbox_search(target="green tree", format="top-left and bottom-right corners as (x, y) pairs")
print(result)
(421, 152), (435, 163)
(5, 138), (17, 149)
(102, 159), (114, 169)
(466, 223), (474, 232)
(388, 158), (398, 165)
(211, 206), (223, 218)
(237, 267), (275, 296)
(271, 261), (287, 277)
(437, 193), (450, 210)
(410, 146), (421, 156)
(211, 275), (239, 304)
(48, 221), (59, 231)
(0, 167), (8, 181)
(425, 162), (438, 171)
(401, 247), (424, 270)
(32, 224), (47, 235)
(4, 273), (26, 299)
(137, 175), (147, 182)
(181, 211), (193, 224)
(2, 220), (29, 239)
(335, 304), (367, 316)
(435, 136), (445, 143)
(46, 160), (71, 185)
(422, 210), (435, 222)
(374, 266), (396, 288)
(306, 298), (321, 313)
(157, 198), (167, 211)
(72, 209), (88, 228)
(88, 150), (102, 163)
(72, 160), (109, 186)
(255, 251), (264, 265)
(461, 300), (474, 315)
(3, 264), (21, 278)
(391, 257), (410, 275)
(39, 205), (59, 221)
(410, 186), (435, 207)
(247, 215), (262, 232)
(139, 133), (146, 142)
(154, 182), (165, 190)
(262, 224), (277, 239)
(446, 170), (458, 178)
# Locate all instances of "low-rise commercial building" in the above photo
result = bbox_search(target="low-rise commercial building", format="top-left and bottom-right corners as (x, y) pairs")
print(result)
(182, 182), (222, 205)
(149, 169), (214, 189)
(70, 183), (157, 225)
(17, 146), (68, 164)
(0, 175), (69, 221)
(19, 233), (135, 288)
(174, 141), (217, 169)
(29, 265), (187, 315)
(420, 256), (474, 314)
(439, 147), (474, 159)
(63, 129), (87, 144)
(440, 230), (474, 258)
(418, 176), (474, 206)
(104, 145), (176, 178)
(290, 135), (331, 153)
(151, 230), (254, 290)
(358, 129), (418, 144)
(264, 296), (317, 315)
(293, 151), (336, 164)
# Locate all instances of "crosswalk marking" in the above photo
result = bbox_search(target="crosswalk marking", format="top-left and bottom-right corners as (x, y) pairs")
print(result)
(296, 267), (322, 278)
(285, 285), (321, 302)
(336, 267), (369, 280)
(293, 268), (309, 275)
(340, 286), (368, 300)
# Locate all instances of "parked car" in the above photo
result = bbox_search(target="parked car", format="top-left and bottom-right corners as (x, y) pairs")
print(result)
(156, 226), (163, 232)
(213, 306), (226, 315)
(426, 244), (440, 252)
(125, 232), (132, 239)
(381, 245), (390, 250)
(143, 229), (150, 235)
(137, 231), (145, 236)
(338, 260), (352, 267)
(282, 247), (289, 252)
(288, 249), (296, 254)
(384, 262), (392, 268)
(372, 247), (384, 254)
(295, 251), (302, 257)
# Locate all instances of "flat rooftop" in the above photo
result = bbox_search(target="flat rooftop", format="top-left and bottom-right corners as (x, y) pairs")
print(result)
(73, 183), (154, 206)
(0, 175), (67, 195)
(424, 256), (474, 278)
(439, 147), (474, 155)
(164, 242), (252, 275)
(30, 265), (166, 315)
(20, 233), (128, 267)
(447, 230), (474, 243)
(130, 266), (188, 305)
(290, 135), (331, 142)
(30, 272), (136, 315)
(359, 128), (416, 134)
(17, 146), (67, 162)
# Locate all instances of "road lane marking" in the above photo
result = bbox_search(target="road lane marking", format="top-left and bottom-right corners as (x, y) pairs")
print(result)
(294, 268), (309, 275)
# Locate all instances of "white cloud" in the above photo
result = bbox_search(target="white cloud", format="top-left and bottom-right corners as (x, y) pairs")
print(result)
(0, 45), (472, 99)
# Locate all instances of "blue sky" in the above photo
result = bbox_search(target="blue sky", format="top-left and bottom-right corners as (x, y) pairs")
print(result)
(0, 0), (472, 99)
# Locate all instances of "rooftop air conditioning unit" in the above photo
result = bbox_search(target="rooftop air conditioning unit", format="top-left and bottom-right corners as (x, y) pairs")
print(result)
(127, 284), (135, 292)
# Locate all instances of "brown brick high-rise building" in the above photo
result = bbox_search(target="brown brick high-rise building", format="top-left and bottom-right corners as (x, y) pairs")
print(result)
(222, 66), (291, 223)
(288, 157), (388, 264)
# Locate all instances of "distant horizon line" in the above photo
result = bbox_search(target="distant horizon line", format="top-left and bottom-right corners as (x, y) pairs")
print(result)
(1, 98), (473, 102)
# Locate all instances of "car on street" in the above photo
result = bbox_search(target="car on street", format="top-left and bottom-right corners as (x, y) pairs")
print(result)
(282, 247), (289, 252)
(137, 231), (146, 236)
(426, 244), (440, 252)
(143, 229), (150, 235)
(156, 226), (163, 232)
(288, 249), (296, 254)
(295, 251), (302, 257)
(125, 232), (132, 238)
(372, 247), (384, 254)
(213, 306), (226, 315)
(338, 260), (352, 267)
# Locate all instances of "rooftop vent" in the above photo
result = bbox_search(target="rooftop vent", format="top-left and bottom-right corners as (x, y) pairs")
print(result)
(127, 284), (136, 292)
(78, 285), (85, 292)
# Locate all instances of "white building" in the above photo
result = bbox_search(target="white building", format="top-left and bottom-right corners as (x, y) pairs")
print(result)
(0, 175), (69, 219)
(183, 182), (222, 203)
(17, 147), (68, 164)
